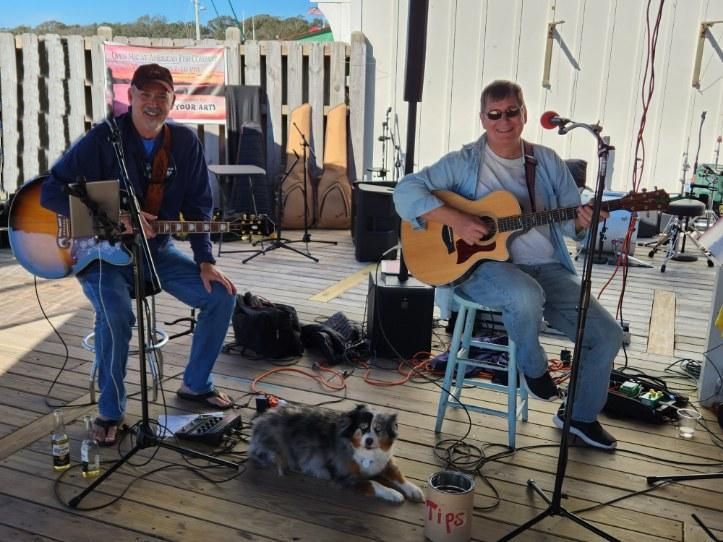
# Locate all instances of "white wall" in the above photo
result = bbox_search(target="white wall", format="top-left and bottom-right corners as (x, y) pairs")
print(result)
(320, 0), (723, 195)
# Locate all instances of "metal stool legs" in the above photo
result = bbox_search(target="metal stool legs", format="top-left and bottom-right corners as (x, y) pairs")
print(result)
(648, 215), (714, 272)
(82, 296), (168, 404)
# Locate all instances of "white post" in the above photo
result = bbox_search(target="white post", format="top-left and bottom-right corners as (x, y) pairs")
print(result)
(194, 0), (201, 40)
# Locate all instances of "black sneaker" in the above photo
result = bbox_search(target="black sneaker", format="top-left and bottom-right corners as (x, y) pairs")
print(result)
(553, 410), (617, 450)
(522, 371), (559, 401)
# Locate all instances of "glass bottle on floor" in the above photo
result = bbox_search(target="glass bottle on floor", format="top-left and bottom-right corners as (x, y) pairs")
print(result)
(51, 409), (70, 471)
(80, 415), (100, 478)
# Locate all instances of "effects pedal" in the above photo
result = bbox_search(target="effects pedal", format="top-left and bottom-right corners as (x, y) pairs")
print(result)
(175, 412), (242, 445)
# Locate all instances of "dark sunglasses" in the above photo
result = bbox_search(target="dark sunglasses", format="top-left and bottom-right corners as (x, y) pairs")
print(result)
(484, 106), (523, 121)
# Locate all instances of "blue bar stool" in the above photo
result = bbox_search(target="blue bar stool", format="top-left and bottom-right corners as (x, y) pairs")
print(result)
(435, 291), (529, 449)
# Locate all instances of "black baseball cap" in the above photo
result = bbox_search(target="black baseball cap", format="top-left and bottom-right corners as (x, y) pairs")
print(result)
(131, 63), (174, 93)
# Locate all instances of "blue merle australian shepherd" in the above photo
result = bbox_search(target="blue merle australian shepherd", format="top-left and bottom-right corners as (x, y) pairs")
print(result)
(249, 404), (424, 503)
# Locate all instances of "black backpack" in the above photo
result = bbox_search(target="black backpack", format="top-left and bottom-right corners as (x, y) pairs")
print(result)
(230, 292), (303, 359)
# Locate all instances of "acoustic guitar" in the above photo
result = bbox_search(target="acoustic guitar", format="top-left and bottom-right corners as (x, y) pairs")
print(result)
(8, 176), (269, 279)
(400, 189), (670, 286)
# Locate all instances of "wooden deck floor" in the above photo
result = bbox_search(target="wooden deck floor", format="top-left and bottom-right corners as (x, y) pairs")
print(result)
(0, 229), (721, 542)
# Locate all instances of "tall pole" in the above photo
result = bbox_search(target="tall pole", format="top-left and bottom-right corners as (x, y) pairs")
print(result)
(194, 0), (201, 40)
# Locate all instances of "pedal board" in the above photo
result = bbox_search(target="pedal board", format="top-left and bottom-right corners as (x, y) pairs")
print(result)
(174, 412), (242, 445)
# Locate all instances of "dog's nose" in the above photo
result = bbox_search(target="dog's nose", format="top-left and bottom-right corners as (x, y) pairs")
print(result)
(365, 437), (374, 447)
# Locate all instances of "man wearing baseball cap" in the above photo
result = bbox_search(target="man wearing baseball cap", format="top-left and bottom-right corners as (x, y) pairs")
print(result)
(41, 63), (238, 446)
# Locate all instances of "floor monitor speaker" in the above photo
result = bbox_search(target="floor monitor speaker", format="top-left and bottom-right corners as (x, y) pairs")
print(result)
(367, 273), (434, 359)
(352, 183), (400, 262)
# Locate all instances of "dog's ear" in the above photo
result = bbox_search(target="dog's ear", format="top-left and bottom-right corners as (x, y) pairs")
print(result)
(338, 409), (358, 438)
(385, 413), (399, 439)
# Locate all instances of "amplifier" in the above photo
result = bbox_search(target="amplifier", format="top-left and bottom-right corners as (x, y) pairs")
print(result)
(367, 273), (434, 358)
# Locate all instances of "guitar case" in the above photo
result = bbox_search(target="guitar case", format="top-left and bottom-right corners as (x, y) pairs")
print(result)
(281, 104), (314, 229)
(316, 103), (352, 229)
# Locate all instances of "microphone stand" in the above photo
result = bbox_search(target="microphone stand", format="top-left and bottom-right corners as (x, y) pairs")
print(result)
(500, 121), (619, 542)
(69, 116), (236, 509)
(282, 121), (337, 259)
(248, 152), (317, 261)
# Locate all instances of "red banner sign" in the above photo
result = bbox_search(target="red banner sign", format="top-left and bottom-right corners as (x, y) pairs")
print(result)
(103, 43), (226, 124)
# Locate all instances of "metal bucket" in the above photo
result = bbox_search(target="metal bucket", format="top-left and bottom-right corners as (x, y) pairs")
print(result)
(424, 471), (475, 542)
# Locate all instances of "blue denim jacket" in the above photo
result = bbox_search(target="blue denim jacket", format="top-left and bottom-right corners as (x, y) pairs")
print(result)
(393, 133), (585, 316)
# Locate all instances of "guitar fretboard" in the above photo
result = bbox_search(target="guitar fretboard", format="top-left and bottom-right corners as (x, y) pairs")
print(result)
(497, 200), (624, 233)
(154, 221), (230, 234)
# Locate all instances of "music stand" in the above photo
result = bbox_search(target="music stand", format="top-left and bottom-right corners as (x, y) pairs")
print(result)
(69, 117), (236, 509)
(209, 164), (267, 262)
(500, 121), (619, 541)
(280, 121), (337, 260)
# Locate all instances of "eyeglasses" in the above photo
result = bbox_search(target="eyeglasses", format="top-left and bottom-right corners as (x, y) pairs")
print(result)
(484, 106), (523, 121)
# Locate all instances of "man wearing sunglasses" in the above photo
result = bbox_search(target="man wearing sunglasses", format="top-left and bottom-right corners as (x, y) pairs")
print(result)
(394, 80), (622, 450)
(41, 64), (238, 446)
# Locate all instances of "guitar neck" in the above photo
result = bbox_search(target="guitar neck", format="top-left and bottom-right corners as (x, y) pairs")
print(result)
(153, 220), (230, 234)
(498, 200), (622, 233)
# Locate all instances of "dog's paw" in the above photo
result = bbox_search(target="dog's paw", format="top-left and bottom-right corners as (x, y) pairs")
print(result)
(371, 481), (404, 503)
(400, 481), (425, 502)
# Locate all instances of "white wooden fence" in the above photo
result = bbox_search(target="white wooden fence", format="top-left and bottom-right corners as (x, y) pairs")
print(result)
(0, 28), (368, 197)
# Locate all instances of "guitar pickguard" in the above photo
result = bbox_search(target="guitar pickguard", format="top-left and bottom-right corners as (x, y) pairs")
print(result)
(70, 237), (134, 274)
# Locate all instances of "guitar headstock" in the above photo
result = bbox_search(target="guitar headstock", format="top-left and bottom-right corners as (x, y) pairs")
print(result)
(618, 189), (670, 212)
(229, 213), (274, 236)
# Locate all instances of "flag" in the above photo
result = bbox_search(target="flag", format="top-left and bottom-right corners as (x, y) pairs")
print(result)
(308, 6), (323, 16)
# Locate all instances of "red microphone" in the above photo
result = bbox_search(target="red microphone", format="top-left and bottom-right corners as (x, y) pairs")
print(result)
(540, 110), (569, 130)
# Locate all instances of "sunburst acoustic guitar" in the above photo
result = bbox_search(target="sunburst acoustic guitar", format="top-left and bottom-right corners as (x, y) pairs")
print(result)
(400, 189), (670, 286)
(9, 176), (270, 279)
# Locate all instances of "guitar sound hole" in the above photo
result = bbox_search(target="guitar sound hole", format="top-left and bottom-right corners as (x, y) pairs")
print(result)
(479, 216), (497, 242)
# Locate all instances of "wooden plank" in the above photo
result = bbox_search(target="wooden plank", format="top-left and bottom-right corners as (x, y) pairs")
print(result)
(44, 34), (67, 166)
(648, 289), (676, 355)
(243, 40), (261, 85)
(65, 35), (86, 141)
(20, 33), (41, 178)
(309, 41), (325, 171)
(349, 32), (367, 181)
(287, 41), (303, 118)
(0, 33), (19, 192)
(265, 40), (282, 180)
(309, 264), (375, 302)
(224, 35), (241, 85)
(88, 35), (108, 122)
(329, 41), (346, 107)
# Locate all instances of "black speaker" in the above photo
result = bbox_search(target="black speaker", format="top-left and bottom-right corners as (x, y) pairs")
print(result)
(403, 0), (430, 103)
(367, 273), (434, 358)
(353, 183), (400, 262)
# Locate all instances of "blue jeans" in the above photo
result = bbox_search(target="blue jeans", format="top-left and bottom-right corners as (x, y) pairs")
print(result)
(78, 242), (236, 420)
(459, 261), (622, 422)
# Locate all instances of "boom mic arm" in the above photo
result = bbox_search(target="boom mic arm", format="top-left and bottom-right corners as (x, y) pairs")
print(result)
(540, 110), (602, 135)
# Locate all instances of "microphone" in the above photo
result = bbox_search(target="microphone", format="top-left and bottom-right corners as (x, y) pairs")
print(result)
(540, 111), (569, 130)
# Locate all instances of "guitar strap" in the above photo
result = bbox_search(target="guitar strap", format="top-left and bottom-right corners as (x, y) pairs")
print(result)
(144, 124), (173, 216)
(522, 139), (538, 212)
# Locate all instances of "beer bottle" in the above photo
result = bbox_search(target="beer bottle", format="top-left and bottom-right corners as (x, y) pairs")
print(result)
(51, 410), (70, 471)
(80, 415), (100, 478)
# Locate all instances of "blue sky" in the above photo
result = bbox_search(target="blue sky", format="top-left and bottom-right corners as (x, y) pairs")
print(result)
(3, 0), (316, 27)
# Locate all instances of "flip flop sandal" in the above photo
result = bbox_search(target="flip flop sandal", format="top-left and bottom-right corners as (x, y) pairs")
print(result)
(176, 387), (234, 410)
(93, 417), (123, 447)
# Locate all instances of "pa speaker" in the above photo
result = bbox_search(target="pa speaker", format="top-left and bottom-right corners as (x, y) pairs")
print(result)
(353, 183), (400, 262)
(403, 0), (430, 102)
(367, 273), (434, 358)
